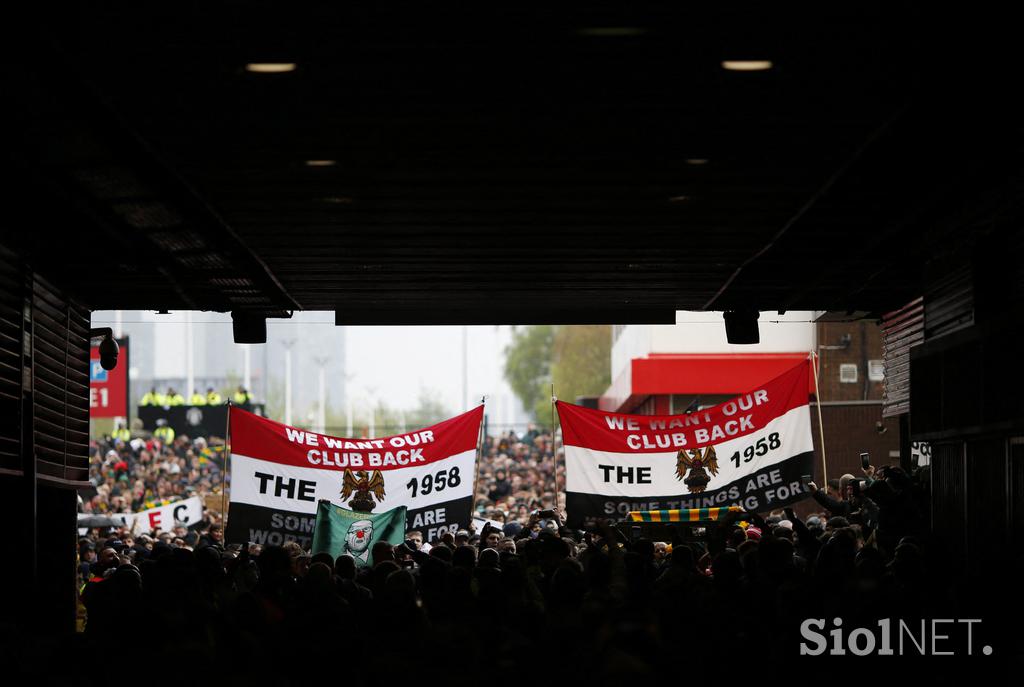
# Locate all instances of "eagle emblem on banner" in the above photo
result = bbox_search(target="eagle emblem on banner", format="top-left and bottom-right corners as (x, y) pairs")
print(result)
(675, 446), (719, 494)
(341, 469), (386, 512)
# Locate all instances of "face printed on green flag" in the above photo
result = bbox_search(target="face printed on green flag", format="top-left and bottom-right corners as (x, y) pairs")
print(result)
(312, 500), (407, 567)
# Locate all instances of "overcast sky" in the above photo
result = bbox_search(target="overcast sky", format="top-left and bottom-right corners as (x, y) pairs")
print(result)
(344, 323), (525, 425)
(92, 311), (528, 427)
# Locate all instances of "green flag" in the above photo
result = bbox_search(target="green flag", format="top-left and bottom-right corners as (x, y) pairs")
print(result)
(311, 500), (407, 567)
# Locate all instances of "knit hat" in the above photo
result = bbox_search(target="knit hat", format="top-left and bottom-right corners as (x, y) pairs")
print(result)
(503, 522), (523, 537)
(745, 526), (762, 541)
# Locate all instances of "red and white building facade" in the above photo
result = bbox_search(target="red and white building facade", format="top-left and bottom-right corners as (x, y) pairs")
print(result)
(602, 312), (817, 415)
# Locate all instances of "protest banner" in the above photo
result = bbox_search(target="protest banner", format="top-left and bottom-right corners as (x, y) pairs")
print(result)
(225, 405), (483, 548)
(557, 362), (814, 527)
(77, 496), (204, 534)
(472, 516), (504, 533)
(312, 501), (407, 567)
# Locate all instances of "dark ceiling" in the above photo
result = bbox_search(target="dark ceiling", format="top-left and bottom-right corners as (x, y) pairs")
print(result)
(7, 3), (1023, 323)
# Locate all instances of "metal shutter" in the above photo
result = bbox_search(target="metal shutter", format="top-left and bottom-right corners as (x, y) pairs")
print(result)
(31, 275), (90, 486)
(880, 297), (924, 417)
(925, 264), (974, 339)
(0, 250), (24, 475)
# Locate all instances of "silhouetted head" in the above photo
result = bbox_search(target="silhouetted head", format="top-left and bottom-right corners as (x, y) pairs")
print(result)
(478, 548), (500, 569)
(371, 541), (395, 565)
(429, 544), (453, 564)
(311, 552), (335, 571)
(633, 537), (655, 561)
(452, 544), (477, 570)
(671, 544), (695, 570)
(334, 554), (356, 580)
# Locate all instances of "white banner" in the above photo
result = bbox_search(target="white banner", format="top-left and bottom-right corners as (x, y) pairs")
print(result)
(78, 496), (204, 535)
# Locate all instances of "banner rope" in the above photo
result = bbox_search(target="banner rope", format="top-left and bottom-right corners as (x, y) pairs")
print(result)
(810, 352), (828, 488)
(551, 384), (563, 516)
(471, 397), (486, 523)
(222, 402), (231, 526)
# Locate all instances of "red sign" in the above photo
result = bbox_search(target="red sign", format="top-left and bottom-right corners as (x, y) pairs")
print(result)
(89, 337), (129, 418)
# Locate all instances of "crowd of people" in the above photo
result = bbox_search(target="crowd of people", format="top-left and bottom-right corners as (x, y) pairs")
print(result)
(81, 422), (561, 529)
(139, 385), (252, 407)
(473, 424), (565, 525)
(82, 432), (226, 519)
(75, 422), (1013, 676)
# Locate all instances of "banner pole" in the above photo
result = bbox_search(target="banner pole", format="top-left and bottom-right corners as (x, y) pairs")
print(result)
(810, 352), (828, 488)
(471, 398), (486, 524)
(551, 384), (562, 515)
(222, 402), (231, 526)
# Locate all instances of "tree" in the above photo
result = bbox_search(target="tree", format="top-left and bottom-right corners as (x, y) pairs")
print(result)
(264, 377), (285, 422)
(320, 387), (452, 437)
(552, 325), (612, 414)
(503, 325), (555, 423)
(503, 325), (611, 425)
(406, 387), (451, 428)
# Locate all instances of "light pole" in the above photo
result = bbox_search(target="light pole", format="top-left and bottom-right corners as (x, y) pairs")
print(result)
(283, 339), (296, 425)
(346, 395), (354, 437)
(313, 356), (329, 434)
(185, 310), (194, 401)
(366, 385), (377, 438)
(343, 372), (356, 436)
(243, 345), (251, 393)
(462, 325), (468, 411)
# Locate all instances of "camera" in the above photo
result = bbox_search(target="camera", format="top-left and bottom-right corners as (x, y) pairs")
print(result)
(99, 336), (119, 370)
(90, 329), (120, 370)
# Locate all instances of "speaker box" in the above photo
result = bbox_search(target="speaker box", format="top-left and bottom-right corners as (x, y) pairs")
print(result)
(724, 309), (760, 344)
(231, 311), (267, 344)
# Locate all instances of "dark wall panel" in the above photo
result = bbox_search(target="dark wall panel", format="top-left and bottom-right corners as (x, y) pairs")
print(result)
(965, 438), (1007, 566)
(931, 441), (966, 566)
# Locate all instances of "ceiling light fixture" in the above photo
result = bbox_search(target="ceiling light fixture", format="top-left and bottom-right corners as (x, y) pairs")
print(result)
(686, 158), (709, 166)
(576, 27), (647, 37)
(669, 195), (692, 203)
(245, 63), (297, 73)
(305, 160), (337, 167)
(721, 60), (773, 71)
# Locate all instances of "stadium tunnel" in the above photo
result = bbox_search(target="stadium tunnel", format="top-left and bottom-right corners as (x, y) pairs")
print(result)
(3, 2), (1024, 635)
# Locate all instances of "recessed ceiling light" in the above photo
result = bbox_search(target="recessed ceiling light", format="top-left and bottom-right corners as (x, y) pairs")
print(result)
(721, 60), (773, 71)
(245, 63), (297, 73)
(305, 160), (337, 167)
(576, 27), (647, 37)
(686, 158), (709, 166)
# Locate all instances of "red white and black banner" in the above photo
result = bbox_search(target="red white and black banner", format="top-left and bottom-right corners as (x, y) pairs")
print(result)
(557, 362), (814, 527)
(225, 406), (483, 548)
